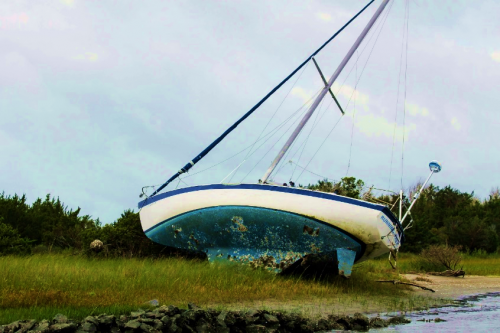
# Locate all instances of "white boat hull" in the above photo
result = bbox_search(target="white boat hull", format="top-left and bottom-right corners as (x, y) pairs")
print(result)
(139, 184), (402, 266)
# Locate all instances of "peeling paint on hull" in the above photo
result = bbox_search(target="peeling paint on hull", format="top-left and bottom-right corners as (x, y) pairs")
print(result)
(146, 205), (363, 266)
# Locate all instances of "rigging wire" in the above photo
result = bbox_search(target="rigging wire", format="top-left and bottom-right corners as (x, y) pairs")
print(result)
(269, 90), (326, 181)
(139, 93), (324, 193)
(401, 0), (410, 191)
(295, 114), (343, 183)
(334, 2), (390, 98)
(274, 93), (328, 181)
(288, 97), (335, 180)
(389, 0), (409, 190)
(239, 89), (324, 182)
(345, 49), (359, 177)
(228, 61), (312, 183)
(342, 0), (395, 111)
(294, 0), (394, 185)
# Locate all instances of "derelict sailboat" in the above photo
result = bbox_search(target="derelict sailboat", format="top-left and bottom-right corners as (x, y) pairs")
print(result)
(138, 0), (441, 277)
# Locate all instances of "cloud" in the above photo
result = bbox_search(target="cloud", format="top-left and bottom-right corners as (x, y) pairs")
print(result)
(491, 51), (500, 63)
(331, 82), (370, 111)
(73, 52), (98, 62)
(405, 102), (429, 117)
(354, 113), (416, 140)
(317, 13), (332, 22)
(0, 13), (29, 29)
(291, 87), (318, 106)
(451, 117), (461, 130)
(60, 0), (75, 7)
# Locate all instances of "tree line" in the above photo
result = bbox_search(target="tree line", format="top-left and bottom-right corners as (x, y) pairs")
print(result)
(1, 178), (499, 256)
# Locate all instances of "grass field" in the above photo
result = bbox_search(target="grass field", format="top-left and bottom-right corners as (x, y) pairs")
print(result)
(0, 253), (461, 325)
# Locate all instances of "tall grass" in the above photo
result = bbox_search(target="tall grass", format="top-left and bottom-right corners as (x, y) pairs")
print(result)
(0, 254), (444, 324)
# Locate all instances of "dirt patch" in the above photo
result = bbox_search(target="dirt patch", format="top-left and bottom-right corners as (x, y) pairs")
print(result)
(402, 274), (500, 298)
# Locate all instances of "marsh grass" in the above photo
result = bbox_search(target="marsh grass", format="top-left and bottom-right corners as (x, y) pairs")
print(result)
(0, 254), (441, 324)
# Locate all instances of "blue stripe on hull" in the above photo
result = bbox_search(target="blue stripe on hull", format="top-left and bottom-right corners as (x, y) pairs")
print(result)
(145, 205), (364, 263)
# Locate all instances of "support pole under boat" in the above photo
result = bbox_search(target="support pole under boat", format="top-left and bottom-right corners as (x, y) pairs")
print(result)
(261, 0), (392, 183)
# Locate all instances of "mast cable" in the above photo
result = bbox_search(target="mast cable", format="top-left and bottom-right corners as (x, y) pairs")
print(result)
(345, 49), (359, 177)
(145, 1), (376, 198)
(401, 0), (410, 191)
(295, 0), (394, 184)
(388, 0), (408, 190)
(229, 61), (312, 183)
(240, 90), (323, 182)
(288, 97), (335, 180)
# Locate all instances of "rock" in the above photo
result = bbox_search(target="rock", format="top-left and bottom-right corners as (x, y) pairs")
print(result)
(32, 320), (50, 332)
(181, 310), (199, 323)
(83, 316), (98, 326)
(216, 327), (230, 333)
(165, 305), (181, 316)
(19, 319), (37, 331)
(50, 323), (77, 332)
(315, 318), (331, 331)
(387, 316), (411, 325)
(262, 314), (279, 329)
(160, 315), (172, 325)
(216, 311), (228, 327)
(157, 305), (169, 314)
(131, 310), (146, 318)
(98, 314), (116, 326)
(139, 323), (155, 332)
(5, 321), (22, 332)
(334, 315), (352, 330)
(53, 314), (68, 324)
(369, 317), (388, 328)
(125, 320), (142, 330)
(152, 319), (163, 330)
(298, 319), (315, 333)
(90, 239), (104, 253)
(188, 303), (200, 310)
(245, 310), (259, 318)
(352, 312), (369, 330)
(245, 324), (268, 333)
(434, 317), (447, 323)
(78, 322), (97, 332)
(195, 322), (211, 333)
(181, 324), (196, 333)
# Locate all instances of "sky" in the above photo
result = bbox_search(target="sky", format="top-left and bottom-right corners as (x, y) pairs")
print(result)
(1, 0), (499, 224)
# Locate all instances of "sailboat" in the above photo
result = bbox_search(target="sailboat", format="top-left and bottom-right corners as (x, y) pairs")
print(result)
(138, 0), (441, 277)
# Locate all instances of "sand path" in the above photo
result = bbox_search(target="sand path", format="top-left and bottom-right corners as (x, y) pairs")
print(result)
(401, 274), (500, 298)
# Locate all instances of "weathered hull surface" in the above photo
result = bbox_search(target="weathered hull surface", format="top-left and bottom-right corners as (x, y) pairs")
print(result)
(138, 184), (402, 270)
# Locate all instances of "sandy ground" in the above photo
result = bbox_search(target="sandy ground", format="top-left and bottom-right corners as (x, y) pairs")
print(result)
(214, 275), (500, 317)
(401, 274), (500, 298)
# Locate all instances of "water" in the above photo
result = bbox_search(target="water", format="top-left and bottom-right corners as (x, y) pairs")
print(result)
(374, 293), (500, 332)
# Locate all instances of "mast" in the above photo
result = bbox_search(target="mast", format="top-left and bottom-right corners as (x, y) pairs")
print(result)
(261, 0), (391, 183)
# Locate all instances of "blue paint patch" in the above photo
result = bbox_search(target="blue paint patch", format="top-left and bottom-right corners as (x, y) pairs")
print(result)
(145, 205), (363, 266)
(336, 248), (356, 278)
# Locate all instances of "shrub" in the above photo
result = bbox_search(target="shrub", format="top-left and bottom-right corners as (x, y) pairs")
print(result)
(420, 244), (462, 271)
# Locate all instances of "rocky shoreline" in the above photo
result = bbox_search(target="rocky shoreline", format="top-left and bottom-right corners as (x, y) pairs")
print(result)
(0, 303), (411, 332)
